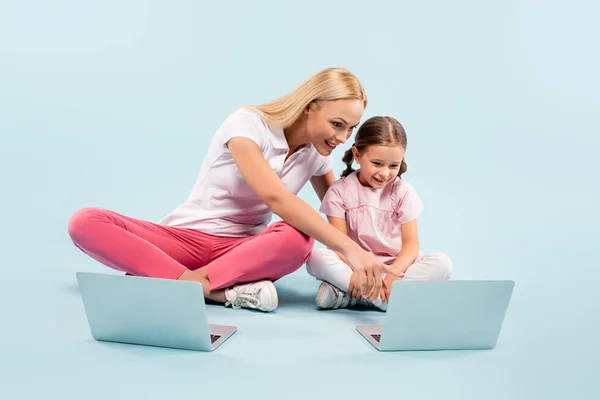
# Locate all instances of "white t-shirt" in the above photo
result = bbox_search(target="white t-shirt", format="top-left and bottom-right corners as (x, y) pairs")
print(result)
(158, 107), (333, 237)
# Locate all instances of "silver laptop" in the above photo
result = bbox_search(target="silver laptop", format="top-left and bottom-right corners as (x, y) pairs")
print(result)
(76, 272), (236, 351)
(357, 280), (514, 351)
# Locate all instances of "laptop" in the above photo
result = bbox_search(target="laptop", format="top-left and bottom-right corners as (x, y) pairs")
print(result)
(76, 272), (236, 351)
(356, 280), (515, 351)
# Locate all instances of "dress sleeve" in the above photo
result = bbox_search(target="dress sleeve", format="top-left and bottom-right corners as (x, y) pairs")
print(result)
(319, 181), (346, 218)
(396, 181), (424, 224)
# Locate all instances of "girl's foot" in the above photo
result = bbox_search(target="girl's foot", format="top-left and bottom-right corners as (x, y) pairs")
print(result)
(224, 281), (279, 312)
(315, 281), (357, 309)
(315, 281), (387, 311)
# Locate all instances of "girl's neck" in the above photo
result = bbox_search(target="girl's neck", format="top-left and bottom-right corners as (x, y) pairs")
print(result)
(356, 170), (368, 187)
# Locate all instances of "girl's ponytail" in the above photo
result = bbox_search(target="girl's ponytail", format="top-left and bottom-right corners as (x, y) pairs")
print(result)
(341, 147), (355, 177)
(399, 158), (408, 177)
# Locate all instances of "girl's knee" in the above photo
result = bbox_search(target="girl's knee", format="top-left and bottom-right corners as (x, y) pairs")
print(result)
(305, 247), (327, 275)
(430, 252), (453, 280)
(305, 248), (339, 277)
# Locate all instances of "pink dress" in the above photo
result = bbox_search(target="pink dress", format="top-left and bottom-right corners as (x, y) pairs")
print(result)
(319, 170), (424, 265)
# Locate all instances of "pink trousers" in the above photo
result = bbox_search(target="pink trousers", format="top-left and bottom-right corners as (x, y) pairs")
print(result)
(67, 207), (314, 290)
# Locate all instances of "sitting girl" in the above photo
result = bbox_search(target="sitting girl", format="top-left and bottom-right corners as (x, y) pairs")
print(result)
(306, 116), (453, 311)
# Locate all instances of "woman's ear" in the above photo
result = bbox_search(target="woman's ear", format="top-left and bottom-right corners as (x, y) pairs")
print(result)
(304, 100), (319, 115)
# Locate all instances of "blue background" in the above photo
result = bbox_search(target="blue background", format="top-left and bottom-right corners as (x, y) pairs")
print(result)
(1, 0), (598, 399)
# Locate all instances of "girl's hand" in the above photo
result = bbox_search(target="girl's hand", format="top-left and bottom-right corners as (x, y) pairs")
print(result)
(380, 272), (404, 303)
(344, 246), (389, 301)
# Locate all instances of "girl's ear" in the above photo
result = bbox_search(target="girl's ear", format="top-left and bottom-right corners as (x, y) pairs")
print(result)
(351, 145), (360, 163)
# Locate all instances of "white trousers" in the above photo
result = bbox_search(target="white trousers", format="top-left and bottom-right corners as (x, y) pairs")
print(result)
(306, 248), (454, 311)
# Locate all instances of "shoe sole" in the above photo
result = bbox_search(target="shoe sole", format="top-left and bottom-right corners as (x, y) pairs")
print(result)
(315, 282), (336, 309)
(258, 281), (278, 312)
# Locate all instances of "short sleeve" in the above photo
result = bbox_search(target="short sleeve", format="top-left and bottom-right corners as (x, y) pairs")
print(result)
(216, 108), (268, 151)
(319, 182), (347, 218)
(313, 155), (333, 176)
(396, 182), (424, 224)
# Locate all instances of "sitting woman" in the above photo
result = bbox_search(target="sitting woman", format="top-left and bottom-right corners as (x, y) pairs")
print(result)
(68, 67), (391, 313)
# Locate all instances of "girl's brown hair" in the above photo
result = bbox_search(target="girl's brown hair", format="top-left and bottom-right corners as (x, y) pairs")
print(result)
(341, 116), (408, 178)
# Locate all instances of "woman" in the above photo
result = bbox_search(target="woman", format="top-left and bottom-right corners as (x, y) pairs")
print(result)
(68, 67), (390, 312)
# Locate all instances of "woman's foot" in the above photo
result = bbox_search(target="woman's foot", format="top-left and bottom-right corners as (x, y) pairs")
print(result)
(179, 269), (278, 312)
(225, 281), (279, 312)
(315, 281), (357, 309)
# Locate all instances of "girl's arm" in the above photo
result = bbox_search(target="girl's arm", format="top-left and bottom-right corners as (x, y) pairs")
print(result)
(227, 137), (388, 299)
(309, 171), (336, 201)
(390, 219), (420, 275)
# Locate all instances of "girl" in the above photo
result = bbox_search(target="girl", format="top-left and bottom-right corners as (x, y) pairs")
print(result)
(306, 116), (453, 311)
(67, 68), (392, 313)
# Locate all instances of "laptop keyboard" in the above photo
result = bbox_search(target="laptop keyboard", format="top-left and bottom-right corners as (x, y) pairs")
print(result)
(210, 334), (221, 344)
(371, 334), (381, 342)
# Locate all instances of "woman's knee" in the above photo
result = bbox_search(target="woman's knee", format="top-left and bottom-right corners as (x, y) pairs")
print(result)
(67, 207), (107, 243)
(269, 222), (315, 261)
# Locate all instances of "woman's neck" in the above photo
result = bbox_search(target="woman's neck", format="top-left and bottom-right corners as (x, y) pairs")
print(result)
(283, 115), (310, 154)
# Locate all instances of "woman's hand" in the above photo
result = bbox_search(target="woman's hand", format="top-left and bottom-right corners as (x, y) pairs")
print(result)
(344, 245), (390, 301)
(348, 270), (363, 300)
(325, 216), (387, 300)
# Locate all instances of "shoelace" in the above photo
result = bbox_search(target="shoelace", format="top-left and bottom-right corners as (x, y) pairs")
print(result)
(336, 291), (352, 308)
(225, 286), (261, 309)
(231, 294), (260, 309)
(328, 285), (350, 309)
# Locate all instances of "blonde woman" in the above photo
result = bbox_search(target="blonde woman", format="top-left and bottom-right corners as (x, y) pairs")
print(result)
(67, 68), (390, 312)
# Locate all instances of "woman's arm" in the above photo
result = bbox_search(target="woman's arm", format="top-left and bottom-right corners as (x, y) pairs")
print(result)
(326, 216), (350, 265)
(310, 170), (336, 202)
(389, 219), (420, 275)
(227, 137), (387, 299)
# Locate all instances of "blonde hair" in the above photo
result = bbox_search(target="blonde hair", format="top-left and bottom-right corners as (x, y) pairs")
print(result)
(243, 67), (367, 128)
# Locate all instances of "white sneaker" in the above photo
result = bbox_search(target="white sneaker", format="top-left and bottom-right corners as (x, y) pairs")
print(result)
(224, 281), (278, 312)
(315, 281), (357, 309)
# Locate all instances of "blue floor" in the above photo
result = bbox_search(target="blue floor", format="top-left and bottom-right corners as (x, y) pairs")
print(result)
(1, 258), (598, 399)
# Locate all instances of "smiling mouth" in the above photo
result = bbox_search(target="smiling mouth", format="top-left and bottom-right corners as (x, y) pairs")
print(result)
(324, 140), (337, 150)
(373, 177), (386, 183)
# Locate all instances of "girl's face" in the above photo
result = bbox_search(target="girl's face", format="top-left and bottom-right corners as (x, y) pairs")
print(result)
(304, 99), (364, 156)
(353, 144), (405, 189)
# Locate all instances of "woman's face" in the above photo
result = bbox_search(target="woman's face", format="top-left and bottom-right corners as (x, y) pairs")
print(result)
(304, 99), (364, 156)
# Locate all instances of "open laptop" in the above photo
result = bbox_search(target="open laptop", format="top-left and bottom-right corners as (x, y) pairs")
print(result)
(76, 272), (236, 351)
(357, 280), (514, 351)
